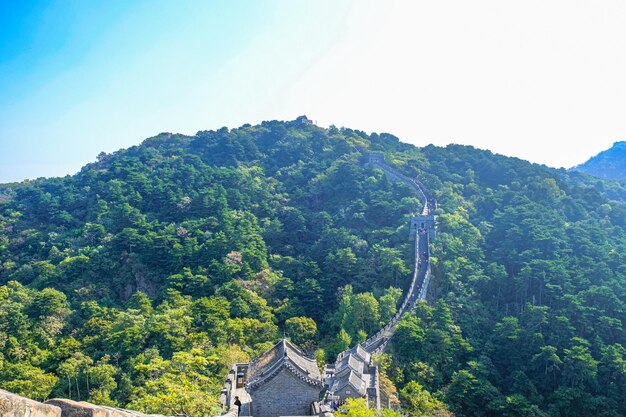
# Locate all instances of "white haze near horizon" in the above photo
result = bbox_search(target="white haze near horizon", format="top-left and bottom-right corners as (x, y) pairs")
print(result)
(284, 1), (626, 170)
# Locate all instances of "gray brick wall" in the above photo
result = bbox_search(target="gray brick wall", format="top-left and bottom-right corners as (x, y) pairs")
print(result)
(336, 387), (357, 402)
(250, 368), (321, 417)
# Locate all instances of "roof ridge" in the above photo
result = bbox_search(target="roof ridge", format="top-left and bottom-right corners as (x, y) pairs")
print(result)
(284, 338), (316, 361)
(248, 358), (324, 390)
(246, 338), (322, 390)
(331, 369), (367, 396)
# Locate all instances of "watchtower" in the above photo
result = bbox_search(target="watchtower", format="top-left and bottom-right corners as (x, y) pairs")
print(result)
(409, 215), (436, 240)
(295, 115), (314, 125)
(246, 339), (324, 417)
(365, 153), (385, 165)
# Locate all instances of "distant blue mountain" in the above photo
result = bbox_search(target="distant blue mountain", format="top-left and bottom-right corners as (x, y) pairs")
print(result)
(572, 141), (626, 180)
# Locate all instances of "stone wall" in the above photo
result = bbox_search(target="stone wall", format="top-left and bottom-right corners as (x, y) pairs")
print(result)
(0, 390), (167, 417)
(44, 399), (167, 417)
(0, 389), (61, 417)
(334, 386), (357, 403)
(45, 400), (108, 417)
(250, 368), (321, 417)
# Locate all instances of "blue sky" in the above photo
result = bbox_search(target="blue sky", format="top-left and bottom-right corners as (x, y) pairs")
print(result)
(0, 0), (350, 182)
(2, 1), (626, 182)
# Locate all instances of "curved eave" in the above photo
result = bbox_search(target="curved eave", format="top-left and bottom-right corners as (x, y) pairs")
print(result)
(247, 359), (323, 391)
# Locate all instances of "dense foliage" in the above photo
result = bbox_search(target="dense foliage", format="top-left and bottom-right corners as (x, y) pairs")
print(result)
(1, 118), (626, 416)
(0, 119), (417, 412)
(389, 144), (626, 417)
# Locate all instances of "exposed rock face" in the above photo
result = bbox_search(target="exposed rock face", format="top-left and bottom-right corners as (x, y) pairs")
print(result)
(0, 389), (62, 417)
(0, 389), (168, 417)
(43, 399), (167, 417)
(44, 400), (108, 417)
(101, 406), (167, 417)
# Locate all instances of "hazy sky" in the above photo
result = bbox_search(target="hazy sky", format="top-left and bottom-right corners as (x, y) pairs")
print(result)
(2, 0), (626, 183)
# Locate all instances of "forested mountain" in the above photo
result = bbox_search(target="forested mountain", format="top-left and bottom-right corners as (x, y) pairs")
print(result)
(572, 141), (626, 180)
(1, 118), (626, 417)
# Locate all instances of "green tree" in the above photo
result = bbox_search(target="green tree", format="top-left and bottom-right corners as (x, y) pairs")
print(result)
(285, 316), (318, 346)
(400, 381), (452, 417)
(0, 363), (58, 401)
(336, 398), (375, 417)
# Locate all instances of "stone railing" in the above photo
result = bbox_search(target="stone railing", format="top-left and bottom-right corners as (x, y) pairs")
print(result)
(220, 365), (238, 409)
(214, 367), (238, 417)
(217, 405), (238, 417)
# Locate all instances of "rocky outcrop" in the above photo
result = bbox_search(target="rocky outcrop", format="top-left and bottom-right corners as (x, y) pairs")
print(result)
(101, 406), (167, 417)
(0, 390), (167, 417)
(44, 400), (108, 417)
(0, 389), (61, 417)
(44, 399), (167, 417)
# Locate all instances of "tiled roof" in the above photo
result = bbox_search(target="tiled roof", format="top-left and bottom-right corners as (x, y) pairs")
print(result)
(335, 353), (365, 376)
(331, 369), (367, 396)
(246, 339), (323, 390)
(349, 344), (371, 364)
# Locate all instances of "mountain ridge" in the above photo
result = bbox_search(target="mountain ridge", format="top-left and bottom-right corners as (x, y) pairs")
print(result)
(2, 118), (626, 416)
(571, 140), (626, 180)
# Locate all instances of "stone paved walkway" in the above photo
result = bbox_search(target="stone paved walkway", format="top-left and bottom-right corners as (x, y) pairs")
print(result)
(233, 387), (252, 416)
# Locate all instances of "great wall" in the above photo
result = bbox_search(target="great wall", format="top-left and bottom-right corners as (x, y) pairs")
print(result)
(0, 154), (436, 417)
(216, 154), (437, 417)
(360, 153), (436, 355)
